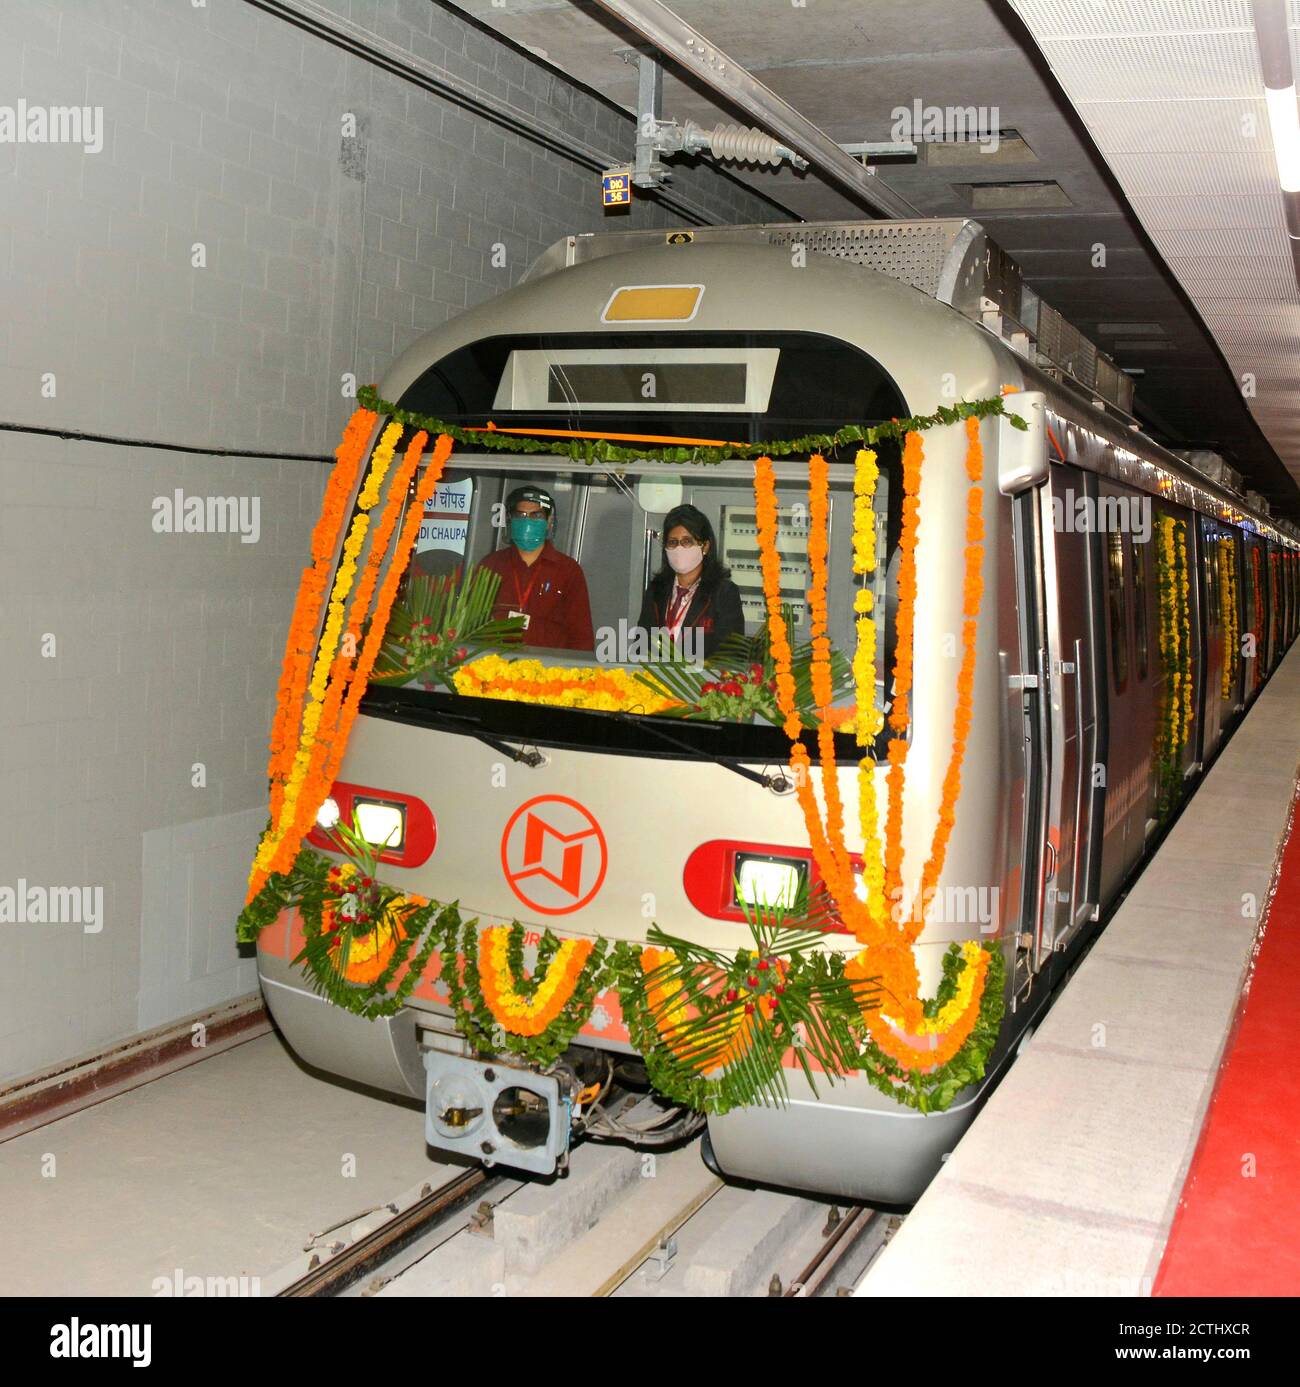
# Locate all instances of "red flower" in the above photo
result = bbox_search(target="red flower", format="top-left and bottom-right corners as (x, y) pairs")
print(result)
(749, 663), (764, 681)
(720, 680), (744, 698)
(455, 646), (468, 661)
(701, 681), (719, 694)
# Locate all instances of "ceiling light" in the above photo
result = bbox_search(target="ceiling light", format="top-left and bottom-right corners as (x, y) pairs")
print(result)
(1264, 84), (1300, 193)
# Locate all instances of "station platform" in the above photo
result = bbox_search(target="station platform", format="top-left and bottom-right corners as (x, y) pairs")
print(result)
(859, 643), (1300, 1297)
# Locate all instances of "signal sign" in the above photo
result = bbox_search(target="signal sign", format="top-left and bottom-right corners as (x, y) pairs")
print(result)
(601, 167), (632, 206)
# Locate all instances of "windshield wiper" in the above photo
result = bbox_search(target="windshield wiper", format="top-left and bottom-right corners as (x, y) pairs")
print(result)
(610, 711), (791, 793)
(363, 694), (546, 768)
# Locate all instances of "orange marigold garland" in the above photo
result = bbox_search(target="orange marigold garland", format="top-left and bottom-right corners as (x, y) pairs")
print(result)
(248, 422), (454, 900)
(479, 926), (595, 1038)
(267, 407), (376, 824)
(913, 415), (984, 937)
(753, 422), (996, 1082)
(883, 430), (924, 912)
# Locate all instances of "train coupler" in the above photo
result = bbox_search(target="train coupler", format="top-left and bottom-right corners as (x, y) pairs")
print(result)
(423, 1051), (572, 1176)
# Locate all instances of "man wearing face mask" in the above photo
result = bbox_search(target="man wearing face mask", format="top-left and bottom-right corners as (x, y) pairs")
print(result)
(635, 503), (744, 659)
(476, 484), (595, 652)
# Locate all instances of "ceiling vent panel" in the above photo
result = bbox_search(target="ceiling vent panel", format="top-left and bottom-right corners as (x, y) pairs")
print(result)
(1108, 151), (1280, 198)
(1129, 191), (1288, 231)
(1018, 1), (1257, 39)
(1036, 32), (1264, 102)
(1010, 0), (1300, 495)
(1075, 99), (1269, 154)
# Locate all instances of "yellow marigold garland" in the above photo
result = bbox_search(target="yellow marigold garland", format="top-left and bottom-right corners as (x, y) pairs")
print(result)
(478, 925), (595, 1037)
(1219, 538), (1239, 698)
(852, 449), (886, 926)
(249, 422), (455, 900)
(454, 654), (681, 714)
(753, 423), (993, 1074)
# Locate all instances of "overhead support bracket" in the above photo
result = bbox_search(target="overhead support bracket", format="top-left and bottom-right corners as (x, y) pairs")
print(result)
(593, 0), (921, 218)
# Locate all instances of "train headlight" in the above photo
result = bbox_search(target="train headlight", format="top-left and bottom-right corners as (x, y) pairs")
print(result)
(734, 854), (806, 910)
(354, 799), (405, 850)
(305, 782), (436, 867)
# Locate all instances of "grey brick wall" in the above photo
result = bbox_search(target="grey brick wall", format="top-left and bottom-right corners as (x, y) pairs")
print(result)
(0, 0), (783, 1082)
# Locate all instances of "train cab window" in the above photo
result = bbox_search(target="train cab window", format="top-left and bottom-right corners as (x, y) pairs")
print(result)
(1132, 534), (1150, 682)
(369, 453), (899, 762)
(1105, 529), (1128, 692)
(357, 329), (909, 762)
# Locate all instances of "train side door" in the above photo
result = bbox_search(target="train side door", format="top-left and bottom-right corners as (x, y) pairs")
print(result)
(1036, 463), (1102, 962)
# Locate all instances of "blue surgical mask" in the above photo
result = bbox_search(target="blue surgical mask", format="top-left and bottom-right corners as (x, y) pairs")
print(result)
(510, 514), (548, 552)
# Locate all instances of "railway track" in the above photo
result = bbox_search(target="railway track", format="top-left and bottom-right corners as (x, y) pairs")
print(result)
(267, 1138), (897, 1298)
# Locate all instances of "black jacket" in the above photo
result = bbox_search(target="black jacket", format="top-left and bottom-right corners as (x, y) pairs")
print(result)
(636, 576), (746, 658)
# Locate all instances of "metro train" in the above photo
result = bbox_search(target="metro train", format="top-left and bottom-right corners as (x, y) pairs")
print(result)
(255, 219), (1300, 1204)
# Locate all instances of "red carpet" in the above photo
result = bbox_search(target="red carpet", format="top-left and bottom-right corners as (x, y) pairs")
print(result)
(1154, 786), (1300, 1296)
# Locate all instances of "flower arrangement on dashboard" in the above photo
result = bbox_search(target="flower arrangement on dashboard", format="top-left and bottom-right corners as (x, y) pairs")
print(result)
(635, 610), (854, 728)
(371, 565), (526, 691)
(453, 653), (682, 715)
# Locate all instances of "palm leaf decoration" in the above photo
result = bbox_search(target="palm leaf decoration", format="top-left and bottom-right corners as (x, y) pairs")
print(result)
(370, 566), (525, 690)
(634, 602), (855, 727)
(632, 877), (879, 1113)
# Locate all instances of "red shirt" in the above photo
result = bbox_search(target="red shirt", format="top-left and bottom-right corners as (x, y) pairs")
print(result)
(477, 542), (595, 652)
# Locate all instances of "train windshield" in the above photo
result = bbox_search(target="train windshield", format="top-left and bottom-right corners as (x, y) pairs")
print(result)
(359, 331), (906, 763)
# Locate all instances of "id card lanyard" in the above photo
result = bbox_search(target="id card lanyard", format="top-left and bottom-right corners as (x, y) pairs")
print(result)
(509, 558), (543, 628)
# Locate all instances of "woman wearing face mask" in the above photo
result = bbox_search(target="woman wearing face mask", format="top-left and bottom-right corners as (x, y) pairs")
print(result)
(635, 504), (744, 659)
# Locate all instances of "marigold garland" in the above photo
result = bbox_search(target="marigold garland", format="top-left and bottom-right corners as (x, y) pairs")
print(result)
(1250, 546), (1264, 690)
(243, 405), (1013, 1112)
(914, 415), (984, 935)
(883, 430), (924, 912)
(852, 448), (886, 927)
(753, 420), (995, 1078)
(453, 653), (681, 715)
(248, 422), (454, 901)
(267, 408), (376, 825)
(1219, 538), (1239, 699)
(355, 381), (1026, 469)
(479, 925), (595, 1037)
(322, 862), (426, 985)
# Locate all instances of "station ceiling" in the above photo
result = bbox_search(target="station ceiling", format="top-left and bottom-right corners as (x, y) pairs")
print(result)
(448, 0), (1300, 519)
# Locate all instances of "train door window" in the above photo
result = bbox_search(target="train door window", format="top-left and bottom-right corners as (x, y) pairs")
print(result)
(1106, 529), (1128, 692)
(1132, 531), (1150, 681)
(1204, 531), (1219, 626)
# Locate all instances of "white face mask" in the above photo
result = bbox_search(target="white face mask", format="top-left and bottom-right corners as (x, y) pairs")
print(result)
(667, 543), (704, 575)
